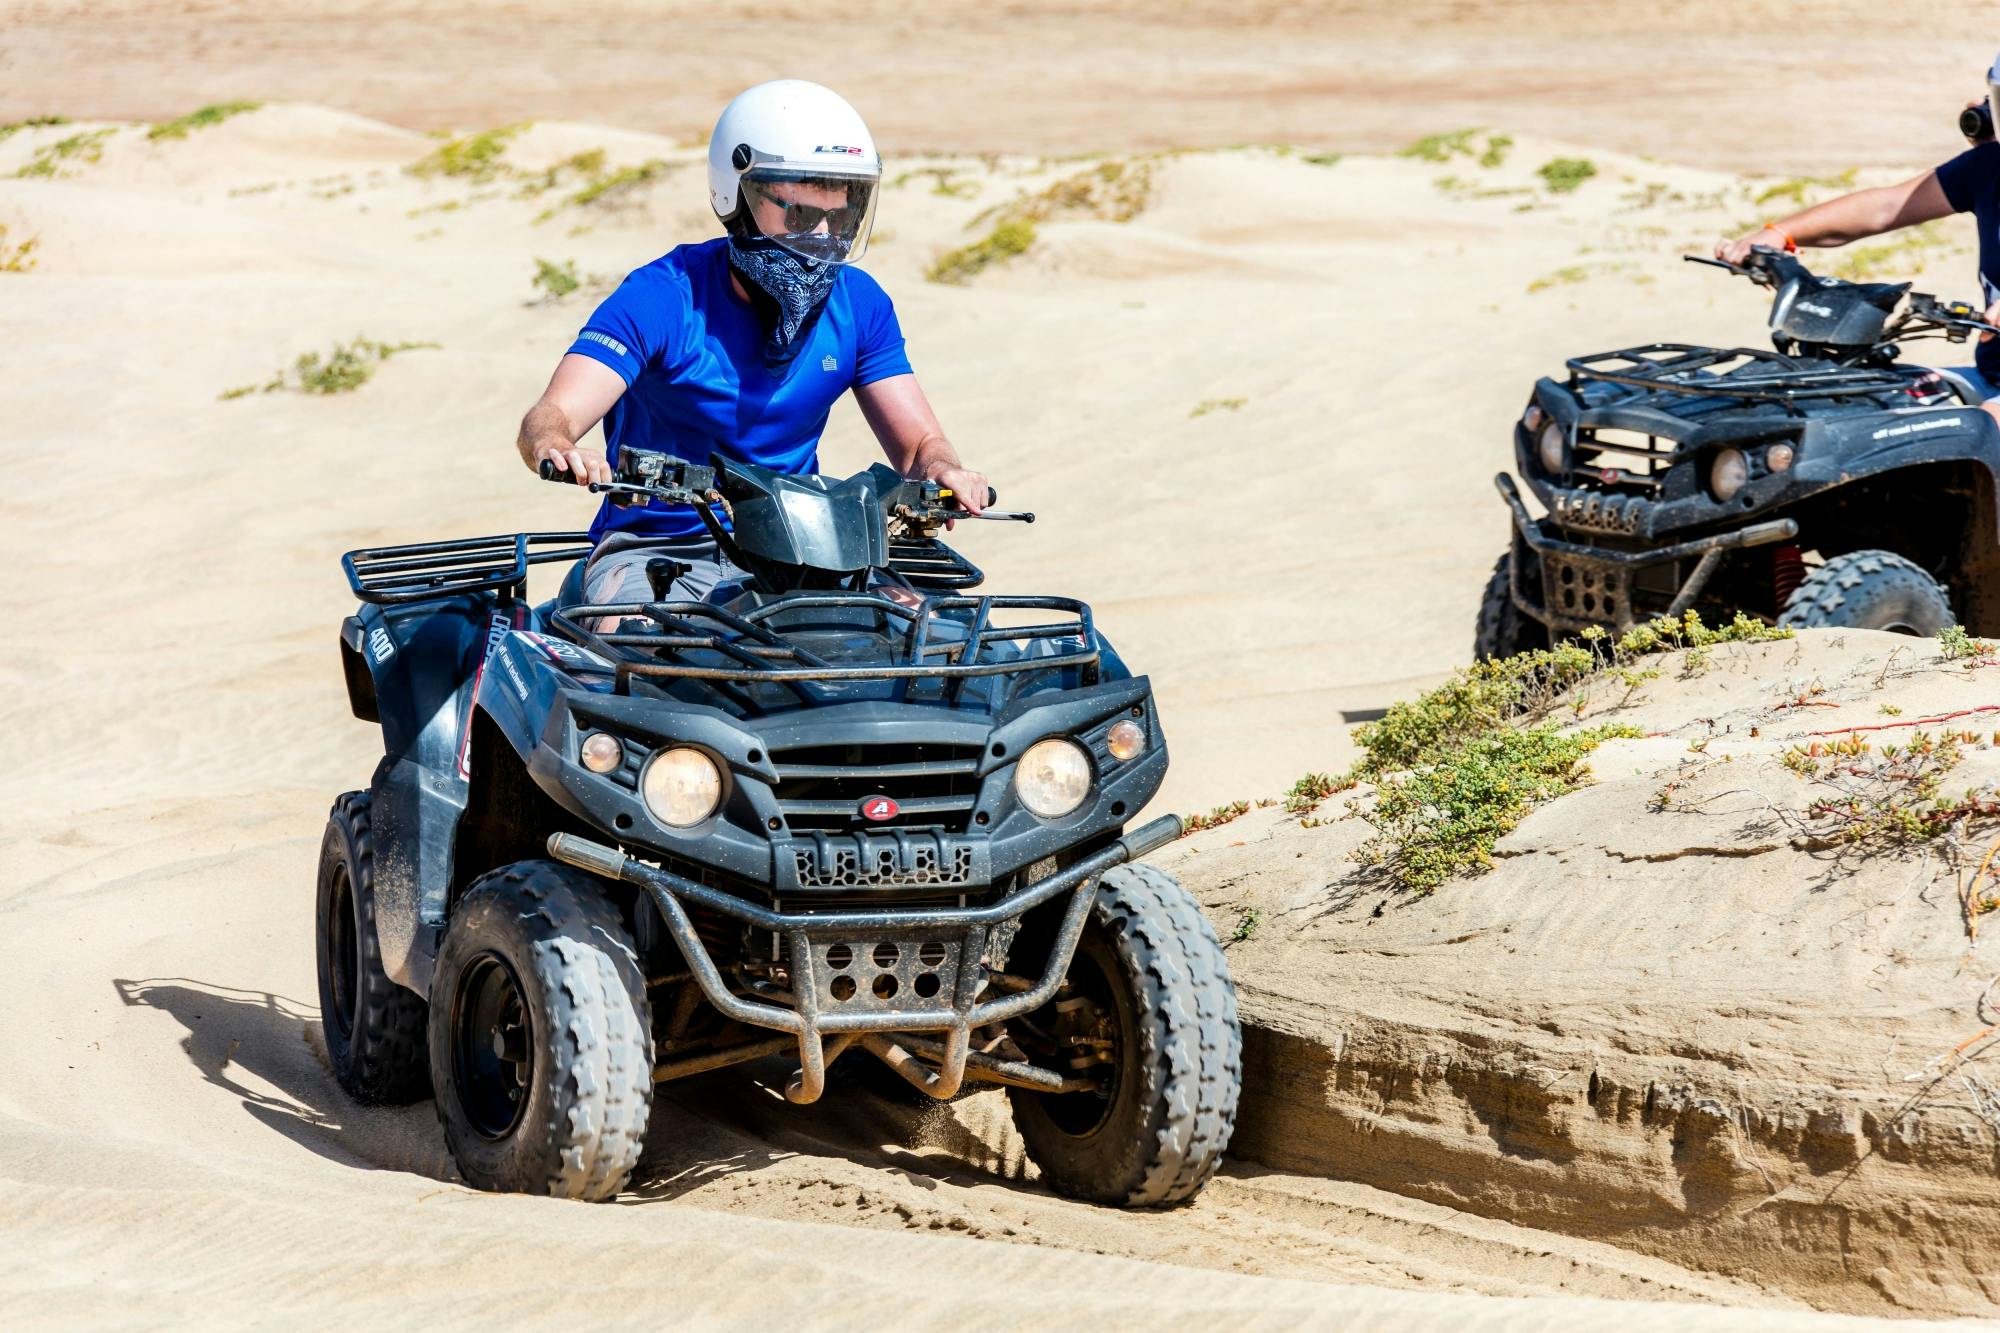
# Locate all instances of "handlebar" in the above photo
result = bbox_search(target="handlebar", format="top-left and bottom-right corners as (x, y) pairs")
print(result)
(538, 452), (1033, 525)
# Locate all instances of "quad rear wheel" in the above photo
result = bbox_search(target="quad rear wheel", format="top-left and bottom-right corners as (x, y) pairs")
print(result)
(316, 792), (430, 1104)
(1778, 550), (1953, 635)
(1007, 863), (1240, 1207)
(429, 860), (653, 1201)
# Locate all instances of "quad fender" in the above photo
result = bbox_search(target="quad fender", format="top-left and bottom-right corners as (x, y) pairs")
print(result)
(342, 595), (532, 990)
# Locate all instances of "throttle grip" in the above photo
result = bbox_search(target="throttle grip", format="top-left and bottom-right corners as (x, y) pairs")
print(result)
(538, 458), (581, 484)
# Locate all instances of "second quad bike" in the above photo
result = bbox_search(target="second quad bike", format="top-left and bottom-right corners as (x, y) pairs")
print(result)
(316, 448), (1241, 1205)
(1478, 246), (2000, 657)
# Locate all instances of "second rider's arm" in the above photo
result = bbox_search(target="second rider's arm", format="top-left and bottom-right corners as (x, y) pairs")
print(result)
(517, 353), (629, 486)
(1716, 170), (1956, 264)
(855, 372), (990, 517)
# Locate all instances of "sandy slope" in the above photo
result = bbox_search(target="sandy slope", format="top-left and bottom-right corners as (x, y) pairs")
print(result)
(0, 101), (1991, 1326)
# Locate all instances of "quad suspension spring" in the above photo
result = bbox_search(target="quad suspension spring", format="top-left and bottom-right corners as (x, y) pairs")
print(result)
(1772, 543), (1805, 610)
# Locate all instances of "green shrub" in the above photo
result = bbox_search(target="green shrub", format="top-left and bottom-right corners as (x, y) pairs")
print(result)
(1230, 908), (1264, 943)
(0, 114), (68, 143)
(1536, 157), (1597, 193)
(222, 337), (439, 399)
(147, 101), (261, 141)
(532, 257), (581, 300)
(1359, 722), (1636, 892)
(1181, 800), (1251, 835)
(0, 225), (37, 273)
(1345, 611), (1790, 891)
(925, 217), (1037, 284)
(407, 124), (527, 182)
(15, 128), (113, 178)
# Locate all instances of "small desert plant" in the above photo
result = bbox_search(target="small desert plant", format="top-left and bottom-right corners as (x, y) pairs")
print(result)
(221, 337), (439, 399)
(1285, 771), (1344, 815)
(531, 257), (581, 300)
(0, 225), (37, 273)
(1190, 397), (1246, 418)
(1230, 908), (1264, 943)
(1342, 611), (1789, 892)
(1181, 800), (1252, 835)
(407, 124), (527, 183)
(1536, 157), (1597, 193)
(1527, 265), (1590, 293)
(15, 128), (114, 179)
(147, 101), (261, 141)
(1937, 624), (1995, 663)
(0, 114), (68, 143)
(925, 217), (1037, 284)
(1357, 722), (1638, 892)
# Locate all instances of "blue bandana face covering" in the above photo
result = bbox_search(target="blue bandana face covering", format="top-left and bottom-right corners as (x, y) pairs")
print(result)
(727, 236), (839, 370)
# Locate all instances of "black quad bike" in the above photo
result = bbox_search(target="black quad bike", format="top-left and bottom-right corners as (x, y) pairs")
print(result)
(1478, 246), (2000, 657)
(317, 448), (1240, 1205)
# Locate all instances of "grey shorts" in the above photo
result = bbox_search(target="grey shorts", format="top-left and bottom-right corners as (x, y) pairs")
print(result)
(582, 532), (744, 605)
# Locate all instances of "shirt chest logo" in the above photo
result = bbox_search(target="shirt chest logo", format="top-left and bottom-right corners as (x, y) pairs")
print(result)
(821, 354), (838, 372)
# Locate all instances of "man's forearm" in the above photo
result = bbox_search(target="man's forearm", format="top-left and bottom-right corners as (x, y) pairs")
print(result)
(517, 399), (577, 469)
(906, 434), (963, 482)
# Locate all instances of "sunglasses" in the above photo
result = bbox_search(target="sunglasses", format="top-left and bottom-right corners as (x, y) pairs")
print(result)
(766, 196), (860, 235)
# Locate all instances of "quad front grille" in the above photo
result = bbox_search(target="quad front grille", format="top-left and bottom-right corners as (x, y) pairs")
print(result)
(791, 835), (976, 889)
(768, 742), (983, 832)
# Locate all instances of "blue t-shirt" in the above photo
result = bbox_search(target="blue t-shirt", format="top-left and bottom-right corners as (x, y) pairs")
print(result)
(566, 237), (913, 540)
(1936, 143), (2000, 377)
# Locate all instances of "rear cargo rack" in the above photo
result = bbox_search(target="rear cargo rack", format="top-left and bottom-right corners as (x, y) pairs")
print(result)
(342, 532), (592, 605)
(548, 592), (1099, 705)
(1567, 343), (1910, 411)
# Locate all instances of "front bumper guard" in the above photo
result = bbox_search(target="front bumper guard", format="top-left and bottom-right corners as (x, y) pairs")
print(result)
(1496, 473), (1797, 633)
(547, 813), (1183, 1105)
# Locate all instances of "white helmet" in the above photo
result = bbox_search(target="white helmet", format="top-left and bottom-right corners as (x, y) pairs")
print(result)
(707, 80), (882, 265)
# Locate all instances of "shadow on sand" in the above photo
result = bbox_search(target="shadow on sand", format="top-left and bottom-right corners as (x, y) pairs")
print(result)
(112, 976), (1043, 1205)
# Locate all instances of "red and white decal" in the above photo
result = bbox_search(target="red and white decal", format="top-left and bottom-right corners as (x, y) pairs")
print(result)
(859, 796), (899, 822)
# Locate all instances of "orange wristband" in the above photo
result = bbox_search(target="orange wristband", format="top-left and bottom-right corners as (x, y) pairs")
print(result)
(1763, 222), (1799, 253)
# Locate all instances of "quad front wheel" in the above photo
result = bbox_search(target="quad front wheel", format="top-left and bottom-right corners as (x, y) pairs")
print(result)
(1779, 550), (1953, 635)
(429, 860), (653, 1201)
(1473, 550), (1548, 661)
(1007, 863), (1241, 1207)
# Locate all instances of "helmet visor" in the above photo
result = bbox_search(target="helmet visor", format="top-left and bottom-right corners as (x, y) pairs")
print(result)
(739, 169), (878, 264)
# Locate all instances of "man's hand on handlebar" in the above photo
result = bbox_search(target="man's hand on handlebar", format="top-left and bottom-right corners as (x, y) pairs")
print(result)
(532, 441), (613, 487)
(1715, 226), (1792, 266)
(1981, 298), (2000, 344)
(929, 465), (991, 528)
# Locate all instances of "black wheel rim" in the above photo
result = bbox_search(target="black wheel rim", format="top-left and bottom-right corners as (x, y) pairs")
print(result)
(326, 863), (359, 1044)
(451, 952), (534, 1139)
(1021, 938), (1127, 1137)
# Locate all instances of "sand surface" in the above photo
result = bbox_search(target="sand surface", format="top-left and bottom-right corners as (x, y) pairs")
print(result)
(4, 12), (2000, 1327)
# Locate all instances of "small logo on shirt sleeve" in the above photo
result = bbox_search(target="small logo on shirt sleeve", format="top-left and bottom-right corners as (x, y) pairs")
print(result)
(821, 353), (838, 372)
(581, 330), (630, 358)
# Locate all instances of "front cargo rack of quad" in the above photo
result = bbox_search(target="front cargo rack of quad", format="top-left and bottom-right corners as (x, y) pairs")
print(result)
(1566, 344), (1912, 412)
(343, 532), (593, 605)
(548, 592), (1101, 705)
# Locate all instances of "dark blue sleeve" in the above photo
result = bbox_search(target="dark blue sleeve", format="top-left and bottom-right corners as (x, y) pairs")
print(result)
(567, 268), (675, 385)
(848, 270), (913, 386)
(1935, 144), (2000, 214)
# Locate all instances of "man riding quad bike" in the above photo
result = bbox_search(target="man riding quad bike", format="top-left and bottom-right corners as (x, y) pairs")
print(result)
(1477, 246), (2000, 655)
(313, 77), (1240, 1207)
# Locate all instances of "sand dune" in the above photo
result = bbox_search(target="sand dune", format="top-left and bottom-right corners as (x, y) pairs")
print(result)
(2, 77), (1994, 1329)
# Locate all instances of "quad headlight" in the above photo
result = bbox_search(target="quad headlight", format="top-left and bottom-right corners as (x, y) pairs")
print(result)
(641, 747), (723, 828)
(1710, 447), (1750, 501)
(1014, 738), (1092, 819)
(1537, 420), (1568, 475)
